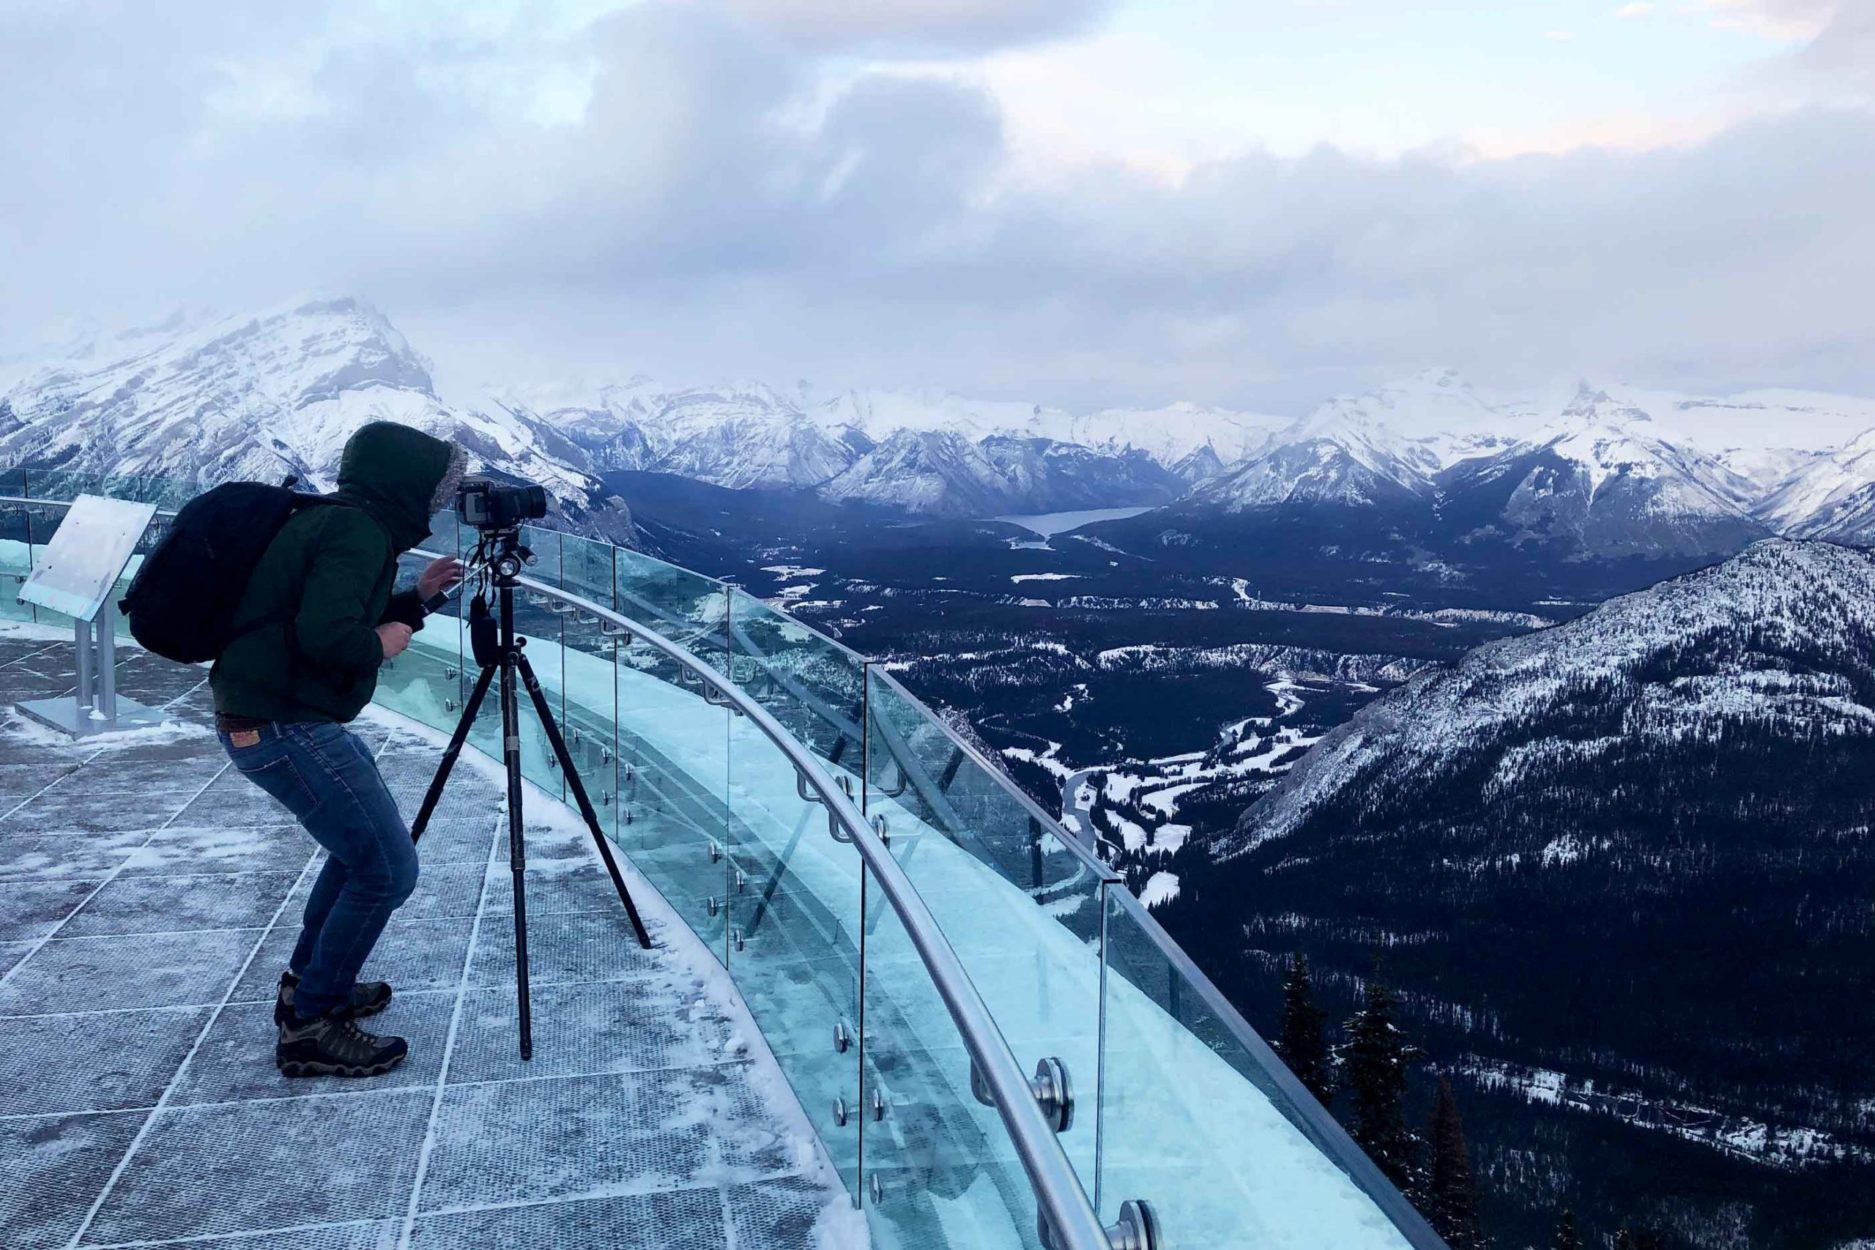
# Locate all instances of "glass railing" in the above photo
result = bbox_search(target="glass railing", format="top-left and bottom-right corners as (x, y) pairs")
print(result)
(2, 472), (1447, 1250)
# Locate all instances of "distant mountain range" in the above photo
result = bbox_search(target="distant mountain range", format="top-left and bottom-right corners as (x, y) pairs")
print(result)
(1170, 538), (1875, 1247)
(9, 299), (1875, 563)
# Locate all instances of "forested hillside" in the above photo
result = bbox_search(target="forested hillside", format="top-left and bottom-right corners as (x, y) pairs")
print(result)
(1158, 540), (1875, 1248)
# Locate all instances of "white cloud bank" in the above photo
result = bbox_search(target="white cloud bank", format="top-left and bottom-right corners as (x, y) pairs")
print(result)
(0, 0), (1870, 410)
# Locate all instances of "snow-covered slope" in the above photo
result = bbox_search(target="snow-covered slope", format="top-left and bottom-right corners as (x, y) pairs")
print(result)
(1231, 538), (1875, 854)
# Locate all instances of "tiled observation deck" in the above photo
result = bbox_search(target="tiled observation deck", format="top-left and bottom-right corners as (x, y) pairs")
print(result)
(0, 631), (856, 1250)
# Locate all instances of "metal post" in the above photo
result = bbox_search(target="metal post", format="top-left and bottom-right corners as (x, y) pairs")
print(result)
(96, 602), (118, 720)
(74, 618), (93, 714)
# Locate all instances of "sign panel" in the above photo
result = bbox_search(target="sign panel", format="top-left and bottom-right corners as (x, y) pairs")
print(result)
(18, 494), (158, 623)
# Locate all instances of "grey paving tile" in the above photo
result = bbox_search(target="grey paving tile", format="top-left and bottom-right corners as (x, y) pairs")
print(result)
(0, 929), (260, 1015)
(0, 877), (102, 941)
(409, 813), (500, 866)
(0, 1110), (149, 1250)
(0, 829), (148, 881)
(168, 994), (452, 1107)
(480, 852), (625, 916)
(61, 870), (299, 937)
(89, 1222), (403, 1250)
(0, 939), (37, 977)
(0, 1005), (212, 1116)
(445, 978), (735, 1085)
(0, 760), (80, 803)
(417, 1069), (733, 1211)
(122, 824), (316, 876)
(81, 1089), (433, 1244)
(409, 1186), (725, 1248)
(726, 1173), (848, 1249)
(467, 907), (666, 989)
(0, 783), (188, 835)
(231, 912), (476, 1004)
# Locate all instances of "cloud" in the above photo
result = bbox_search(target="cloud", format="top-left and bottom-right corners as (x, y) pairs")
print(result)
(712, 0), (1112, 55)
(0, 0), (1871, 412)
(1698, 0), (1836, 39)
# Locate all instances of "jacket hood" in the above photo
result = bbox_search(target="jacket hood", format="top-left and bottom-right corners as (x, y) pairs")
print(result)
(334, 421), (459, 551)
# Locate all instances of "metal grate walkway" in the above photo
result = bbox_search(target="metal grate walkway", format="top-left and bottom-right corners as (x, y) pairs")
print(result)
(0, 631), (855, 1249)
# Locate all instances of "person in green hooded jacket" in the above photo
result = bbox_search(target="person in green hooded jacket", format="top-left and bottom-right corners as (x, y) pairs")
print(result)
(213, 421), (465, 1078)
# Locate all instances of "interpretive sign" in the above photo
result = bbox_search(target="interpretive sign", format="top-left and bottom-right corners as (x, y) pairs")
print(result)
(18, 494), (157, 623)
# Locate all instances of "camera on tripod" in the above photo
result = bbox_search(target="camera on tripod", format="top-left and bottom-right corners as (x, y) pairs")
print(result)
(417, 470), (653, 1062)
(457, 477), (548, 530)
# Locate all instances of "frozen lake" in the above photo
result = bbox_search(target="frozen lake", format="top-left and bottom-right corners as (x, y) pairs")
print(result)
(992, 505), (1155, 537)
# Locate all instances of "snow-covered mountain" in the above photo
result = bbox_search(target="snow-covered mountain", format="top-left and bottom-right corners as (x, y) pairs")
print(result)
(0, 298), (624, 533)
(1433, 386), (1770, 559)
(509, 381), (1269, 517)
(1231, 537), (1875, 854)
(9, 297), (1875, 547)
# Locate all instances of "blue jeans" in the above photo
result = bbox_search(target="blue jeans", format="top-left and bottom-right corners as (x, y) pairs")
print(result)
(219, 722), (419, 1020)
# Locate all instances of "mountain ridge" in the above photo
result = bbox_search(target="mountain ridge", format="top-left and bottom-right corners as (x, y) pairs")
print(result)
(10, 299), (1875, 544)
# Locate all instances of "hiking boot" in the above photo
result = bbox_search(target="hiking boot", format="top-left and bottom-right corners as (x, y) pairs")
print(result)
(276, 1010), (409, 1078)
(274, 971), (392, 1026)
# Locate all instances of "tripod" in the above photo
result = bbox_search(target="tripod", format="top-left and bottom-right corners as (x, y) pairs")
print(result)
(410, 525), (653, 1060)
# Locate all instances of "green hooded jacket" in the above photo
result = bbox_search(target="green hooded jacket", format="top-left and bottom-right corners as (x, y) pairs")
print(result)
(211, 422), (465, 725)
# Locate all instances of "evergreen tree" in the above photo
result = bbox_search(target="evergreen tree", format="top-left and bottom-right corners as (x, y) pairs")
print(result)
(1276, 953), (1334, 1105)
(1425, 1077), (1486, 1248)
(1334, 973), (1424, 1192)
(1553, 1209), (1581, 1250)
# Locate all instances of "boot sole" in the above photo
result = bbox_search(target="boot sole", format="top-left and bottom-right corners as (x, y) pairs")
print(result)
(277, 1052), (408, 1079)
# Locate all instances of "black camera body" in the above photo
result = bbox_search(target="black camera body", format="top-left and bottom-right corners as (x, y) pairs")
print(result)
(457, 477), (548, 530)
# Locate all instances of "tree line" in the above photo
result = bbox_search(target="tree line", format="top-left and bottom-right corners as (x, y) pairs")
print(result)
(1277, 954), (1670, 1249)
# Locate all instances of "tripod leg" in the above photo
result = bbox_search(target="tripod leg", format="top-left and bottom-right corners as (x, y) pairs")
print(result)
(500, 648), (535, 1061)
(515, 650), (656, 950)
(410, 662), (498, 844)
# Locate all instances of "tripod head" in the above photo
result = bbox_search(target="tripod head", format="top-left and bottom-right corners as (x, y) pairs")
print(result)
(467, 524), (534, 587)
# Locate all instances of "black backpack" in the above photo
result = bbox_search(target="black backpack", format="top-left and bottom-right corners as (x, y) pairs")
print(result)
(120, 481), (336, 664)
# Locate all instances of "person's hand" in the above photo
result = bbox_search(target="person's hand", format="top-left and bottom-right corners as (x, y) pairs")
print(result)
(417, 556), (465, 601)
(377, 622), (414, 659)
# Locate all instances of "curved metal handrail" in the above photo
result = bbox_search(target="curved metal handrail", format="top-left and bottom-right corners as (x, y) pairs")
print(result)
(437, 562), (1120, 1250)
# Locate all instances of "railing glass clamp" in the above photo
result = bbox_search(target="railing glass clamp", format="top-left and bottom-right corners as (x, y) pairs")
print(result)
(1038, 1200), (1159, 1250)
(834, 1020), (851, 1053)
(971, 1057), (1074, 1135)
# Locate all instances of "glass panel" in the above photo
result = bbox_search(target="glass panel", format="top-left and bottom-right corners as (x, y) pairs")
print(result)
(612, 630), (732, 960)
(558, 537), (622, 840)
(27, 468), (106, 504)
(726, 587), (867, 776)
(859, 861), (1044, 1250)
(864, 670), (1106, 1193)
(0, 496), (35, 623)
(613, 544), (730, 671)
(1100, 888), (1419, 1250)
(722, 693), (864, 1197)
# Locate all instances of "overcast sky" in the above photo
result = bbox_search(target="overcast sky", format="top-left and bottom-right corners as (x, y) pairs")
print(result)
(2, 0), (1870, 411)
